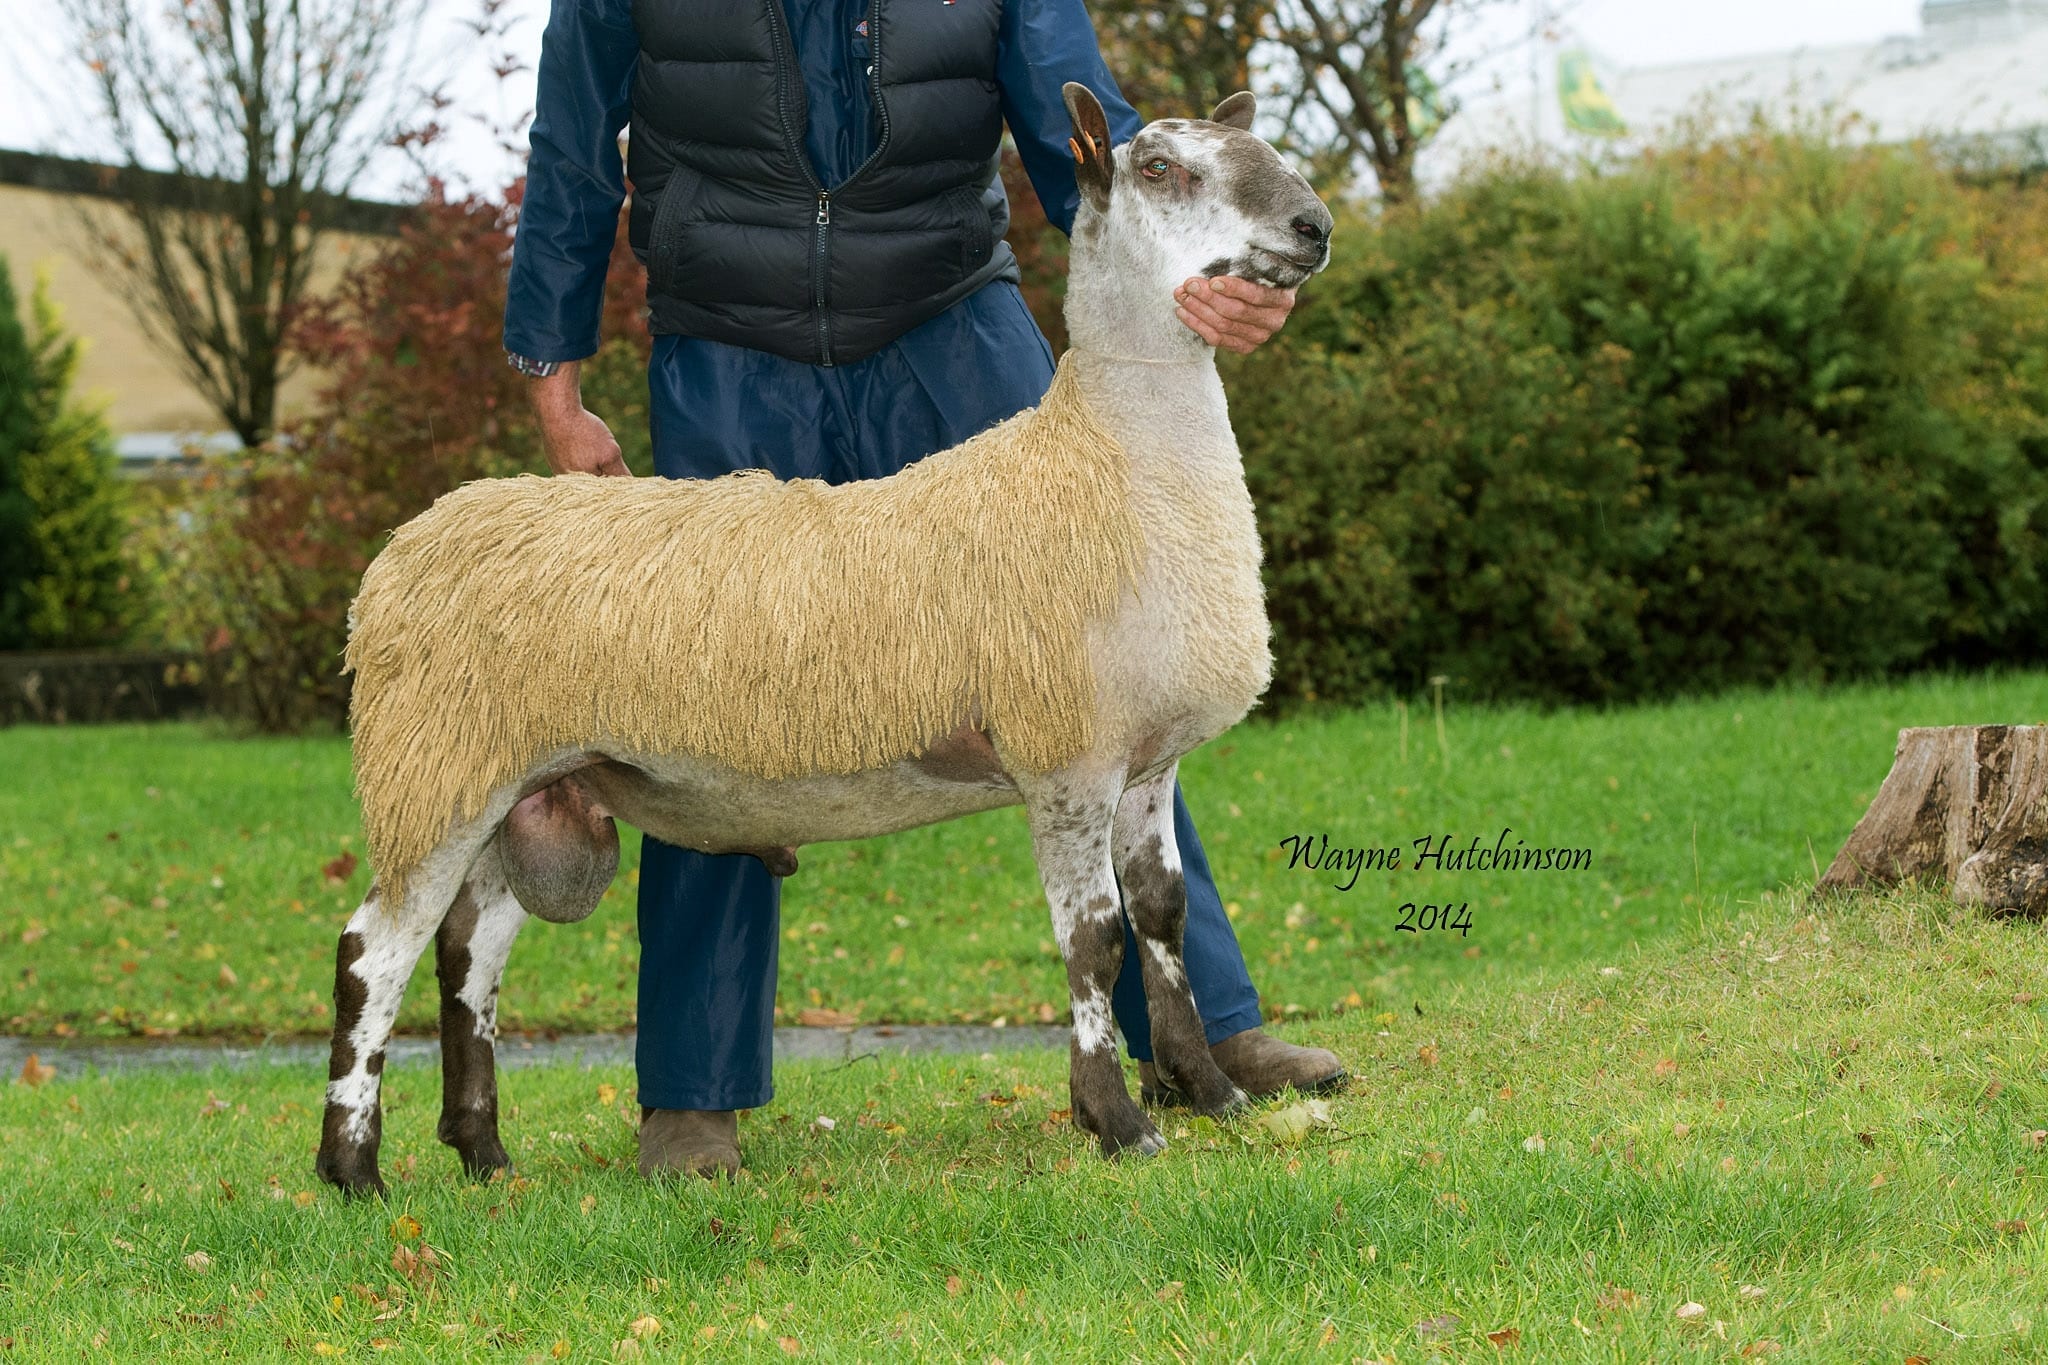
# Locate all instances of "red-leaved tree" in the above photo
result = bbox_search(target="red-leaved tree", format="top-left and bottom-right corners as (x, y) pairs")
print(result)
(174, 180), (649, 729)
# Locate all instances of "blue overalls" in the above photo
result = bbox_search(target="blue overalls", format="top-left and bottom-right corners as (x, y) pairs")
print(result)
(504, 0), (1263, 1110)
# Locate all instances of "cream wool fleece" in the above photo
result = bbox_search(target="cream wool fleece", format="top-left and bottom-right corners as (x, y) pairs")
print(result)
(345, 356), (1144, 896)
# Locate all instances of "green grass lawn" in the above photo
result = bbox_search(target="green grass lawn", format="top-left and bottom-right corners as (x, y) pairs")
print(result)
(4, 671), (2045, 1039)
(3, 890), (2043, 1360)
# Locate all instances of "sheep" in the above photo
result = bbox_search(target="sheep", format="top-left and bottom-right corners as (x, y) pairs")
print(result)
(314, 83), (1334, 1197)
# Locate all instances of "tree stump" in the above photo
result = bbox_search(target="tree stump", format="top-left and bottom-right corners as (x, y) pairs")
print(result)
(1818, 725), (2048, 919)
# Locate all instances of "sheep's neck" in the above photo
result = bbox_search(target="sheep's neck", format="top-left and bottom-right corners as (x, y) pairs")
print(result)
(1061, 217), (1210, 366)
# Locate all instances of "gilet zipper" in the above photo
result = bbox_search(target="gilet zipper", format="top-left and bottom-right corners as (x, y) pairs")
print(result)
(762, 0), (893, 368)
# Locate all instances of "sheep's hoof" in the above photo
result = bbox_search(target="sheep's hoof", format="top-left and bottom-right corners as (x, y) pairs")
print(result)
(1107, 1127), (1168, 1160)
(1195, 1086), (1251, 1119)
(1087, 1108), (1167, 1160)
(1140, 1061), (1248, 1118)
(315, 1153), (388, 1202)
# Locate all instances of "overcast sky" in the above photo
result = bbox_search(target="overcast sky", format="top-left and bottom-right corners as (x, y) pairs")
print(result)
(2, 0), (1938, 199)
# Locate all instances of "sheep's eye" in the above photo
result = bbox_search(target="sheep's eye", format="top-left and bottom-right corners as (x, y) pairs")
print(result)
(1141, 158), (1170, 179)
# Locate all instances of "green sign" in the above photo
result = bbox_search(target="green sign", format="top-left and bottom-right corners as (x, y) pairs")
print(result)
(1558, 49), (1627, 137)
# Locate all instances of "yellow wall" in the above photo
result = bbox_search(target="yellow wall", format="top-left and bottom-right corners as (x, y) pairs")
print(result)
(0, 183), (385, 436)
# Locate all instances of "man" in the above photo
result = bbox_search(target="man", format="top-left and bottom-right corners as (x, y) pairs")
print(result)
(503, 0), (1345, 1178)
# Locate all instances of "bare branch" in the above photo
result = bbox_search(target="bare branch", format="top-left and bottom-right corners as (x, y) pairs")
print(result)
(54, 0), (425, 444)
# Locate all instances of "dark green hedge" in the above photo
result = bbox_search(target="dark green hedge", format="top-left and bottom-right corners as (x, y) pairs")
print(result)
(1230, 132), (2048, 707)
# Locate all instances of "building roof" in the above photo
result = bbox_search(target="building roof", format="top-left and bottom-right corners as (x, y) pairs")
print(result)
(1434, 2), (2048, 176)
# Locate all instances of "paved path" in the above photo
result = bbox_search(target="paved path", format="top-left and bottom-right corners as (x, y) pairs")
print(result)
(2, 1024), (1069, 1081)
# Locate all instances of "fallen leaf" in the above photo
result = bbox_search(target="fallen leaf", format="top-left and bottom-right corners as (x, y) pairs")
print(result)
(581, 1194), (597, 1215)
(1905, 1356), (1933, 1364)
(1317, 1320), (1338, 1347)
(388, 1214), (422, 1241)
(1653, 1058), (1678, 1078)
(1739, 1339), (1781, 1358)
(797, 1008), (857, 1028)
(945, 1275), (964, 1296)
(1522, 1134), (1546, 1154)
(597, 1083), (618, 1106)
(391, 1243), (439, 1290)
(1738, 1284), (1767, 1301)
(293, 1190), (317, 1208)
(1486, 1326), (1521, 1347)
(777, 1337), (802, 1355)
(1994, 1219), (2029, 1236)
(628, 1315), (661, 1340)
(313, 1342), (340, 1356)
(2027, 1129), (2047, 1150)
(323, 851), (359, 886)
(184, 1250), (213, 1273)
(1869, 1171), (1888, 1189)
(1415, 1313), (1461, 1343)
(812, 1115), (837, 1131)
(1672, 1122), (1691, 1139)
(1155, 1281), (1184, 1302)
(1597, 1286), (1640, 1311)
(698, 1325), (719, 1342)
(17, 1054), (55, 1087)
(612, 1340), (642, 1360)
(217, 964), (239, 988)
(1416, 1044), (1440, 1066)
(1674, 1302), (1707, 1321)
(1257, 1100), (1334, 1146)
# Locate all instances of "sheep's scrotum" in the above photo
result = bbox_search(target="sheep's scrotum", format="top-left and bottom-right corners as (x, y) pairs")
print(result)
(346, 357), (1143, 899)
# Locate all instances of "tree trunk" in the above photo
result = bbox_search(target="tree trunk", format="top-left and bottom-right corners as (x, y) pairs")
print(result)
(1819, 725), (2048, 918)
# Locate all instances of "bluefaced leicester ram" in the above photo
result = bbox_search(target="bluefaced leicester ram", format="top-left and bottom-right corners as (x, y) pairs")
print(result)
(315, 82), (1334, 1199)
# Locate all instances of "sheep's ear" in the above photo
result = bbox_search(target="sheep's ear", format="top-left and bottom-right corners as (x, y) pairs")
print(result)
(1062, 81), (1115, 214)
(1210, 91), (1256, 131)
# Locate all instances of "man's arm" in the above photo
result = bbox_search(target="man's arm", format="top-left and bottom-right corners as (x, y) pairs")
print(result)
(504, 0), (640, 475)
(995, 0), (1140, 237)
(994, 0), (1298, 355)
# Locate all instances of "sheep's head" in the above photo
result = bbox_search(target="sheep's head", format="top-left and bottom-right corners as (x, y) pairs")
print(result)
(1063, 83), (1333, 312)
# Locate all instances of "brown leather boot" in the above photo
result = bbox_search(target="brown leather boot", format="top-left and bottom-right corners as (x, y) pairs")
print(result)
(638, 1108), (741, 1180)
(1139, 1027), (1347, 1106)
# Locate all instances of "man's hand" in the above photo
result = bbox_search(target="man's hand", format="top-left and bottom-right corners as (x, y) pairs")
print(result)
(1173, 276), (1298, 355)
(532, 362), (630, 477)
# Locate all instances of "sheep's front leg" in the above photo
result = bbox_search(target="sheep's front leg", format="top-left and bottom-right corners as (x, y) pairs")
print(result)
(1028, 776), (1164, 1159)
(1114, 764), (1247, 1117)
(434, 843), (528, 1180)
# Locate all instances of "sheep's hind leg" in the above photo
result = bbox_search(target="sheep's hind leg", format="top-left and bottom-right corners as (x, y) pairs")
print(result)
(434, 841), (528, 1180)
(1114, 764), (1247, 1117)
(1026, 772), (1164, 1159)
(315, 832), (491, 1198)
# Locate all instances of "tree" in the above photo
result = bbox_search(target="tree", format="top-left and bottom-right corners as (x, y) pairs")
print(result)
(56, 0), (426, 445)
(0, 265), (40, 646)
(0, 257), (140, 650)
(1096, 0), (1512, 201)
(1091, 0), (1275, 120)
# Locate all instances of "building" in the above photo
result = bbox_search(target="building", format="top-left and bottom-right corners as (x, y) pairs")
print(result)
(0, 150), (400, 473)
(1436, 0), (2048, 178)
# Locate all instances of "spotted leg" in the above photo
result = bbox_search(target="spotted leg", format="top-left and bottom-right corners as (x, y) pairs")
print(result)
(1025, 769), (1165, 1159)
(315, 829), (495, 1198)
(1114, 763), (1247, 1116)
(434, 841), (528, 1180)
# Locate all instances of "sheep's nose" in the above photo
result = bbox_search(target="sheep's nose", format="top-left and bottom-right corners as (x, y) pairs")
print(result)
(1291, 215), (1327, 244)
